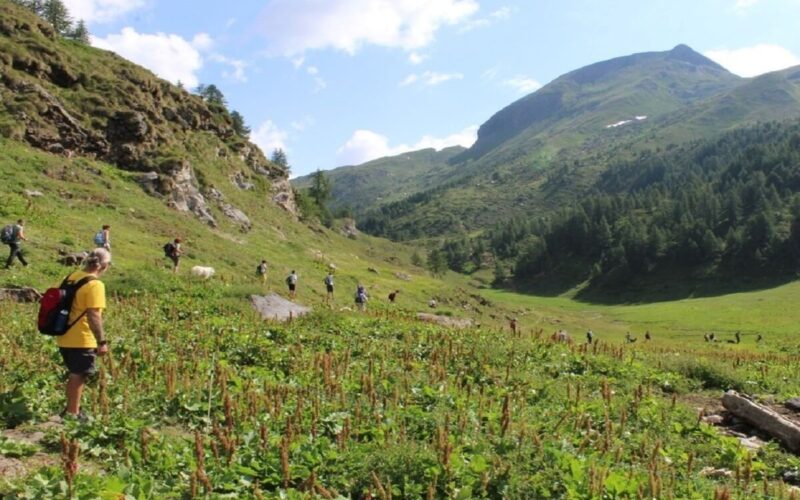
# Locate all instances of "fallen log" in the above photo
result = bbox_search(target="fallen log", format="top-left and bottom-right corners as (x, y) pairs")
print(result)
(722, 390), (800, 452)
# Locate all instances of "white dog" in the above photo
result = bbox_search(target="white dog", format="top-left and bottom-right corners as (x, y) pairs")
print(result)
(191, 266), (216, 279)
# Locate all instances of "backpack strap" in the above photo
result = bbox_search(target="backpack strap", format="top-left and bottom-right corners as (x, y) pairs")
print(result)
(62, 275), (98, 331)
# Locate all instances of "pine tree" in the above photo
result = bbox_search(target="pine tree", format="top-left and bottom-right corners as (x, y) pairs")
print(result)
(71, 19), (90, 44)
(230, 111), (251, 138)
(42, 0), (72, 35)
(270, 149), (289, 170)
(197, 84), (226, 107)
(410, 250), (423, 267)
(427, 248), (448, 277)
(308, 169), (331, 208)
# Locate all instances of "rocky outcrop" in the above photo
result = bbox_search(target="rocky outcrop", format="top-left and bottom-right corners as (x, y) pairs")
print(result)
(139, 160), (216, 227)
(221, 203), (251, 231)
(340, 218), (358, 238)
(270, 178), (298, 218)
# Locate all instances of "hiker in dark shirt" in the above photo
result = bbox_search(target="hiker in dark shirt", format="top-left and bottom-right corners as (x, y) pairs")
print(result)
(388, 290), (399, 303)
(3, 219), (28, 269)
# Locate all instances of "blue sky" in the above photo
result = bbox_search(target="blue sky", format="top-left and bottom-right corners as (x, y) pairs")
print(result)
(69, 0), (800, 176)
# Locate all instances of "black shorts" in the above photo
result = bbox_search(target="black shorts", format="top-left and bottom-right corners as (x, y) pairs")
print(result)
(169, 255), (180, 265)
(326, 285), (334, 293)
(60, 348), (97, 376)
(288, 283), (296, 291)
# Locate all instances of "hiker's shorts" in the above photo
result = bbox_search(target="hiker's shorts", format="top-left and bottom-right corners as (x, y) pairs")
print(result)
(59, 348), (97, 376)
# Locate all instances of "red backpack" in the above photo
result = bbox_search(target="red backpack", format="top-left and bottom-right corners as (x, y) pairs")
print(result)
(38, 275), (96, 336)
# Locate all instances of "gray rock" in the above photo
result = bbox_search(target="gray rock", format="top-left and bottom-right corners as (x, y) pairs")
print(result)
(394, 272), (412, 282)
(251, 294), (311, 322)
(785, 398), (800, 412)
(23, 189), (44, 197)
(702, 414), (725, 425)
(221, 203), (251, 231)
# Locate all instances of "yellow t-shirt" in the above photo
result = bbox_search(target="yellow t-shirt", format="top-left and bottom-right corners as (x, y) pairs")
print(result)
(55, 270), (106, 348)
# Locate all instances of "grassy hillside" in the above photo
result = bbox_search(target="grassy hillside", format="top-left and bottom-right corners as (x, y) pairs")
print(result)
(344, 46), (800, 242)
(293, 147), (465, 216)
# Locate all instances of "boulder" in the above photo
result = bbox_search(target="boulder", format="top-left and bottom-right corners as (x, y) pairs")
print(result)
(58, 250), (88, 266)
(0, 287), (42, 303)
(251, 294), (311, 322)
(340, 218), (358, 238)
(394, 272), (412, 282)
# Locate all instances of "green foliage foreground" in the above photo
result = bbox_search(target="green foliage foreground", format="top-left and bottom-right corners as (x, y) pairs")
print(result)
(3, 288), (800, 498)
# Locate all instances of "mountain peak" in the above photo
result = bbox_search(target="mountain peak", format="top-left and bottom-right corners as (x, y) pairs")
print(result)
(667, 44), (727, 71)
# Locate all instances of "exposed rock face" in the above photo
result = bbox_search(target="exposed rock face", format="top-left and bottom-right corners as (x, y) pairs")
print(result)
(270, 178), (298, 218)
(221, 203), (251, 231)
(139, 160), (216, 227)
(340, 218), (358, 238)
(416, 313), (474, 329)
(230, 171), (255, 191)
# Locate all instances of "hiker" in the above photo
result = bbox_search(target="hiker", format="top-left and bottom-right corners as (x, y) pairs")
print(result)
(286, 270), (298, 299)
(93, 225), (111, 251)
(757, 334), (763, 343)
(645, 331), (651, 342)
(163, 238), (182, 273)
(625, 332), (636, 343)
(55, 248), (111, 421)
(256, 260), (268, 285)
(735, 331), (741, 344)
(324, 272), (335, 304)
(388, 290), (399, 303)
(354, 284), (368, 312)
(2, 219), (28, 269)
(509, 317), (518, 336)
(428, 298), (437, 308)
(586, 329), (594, 344)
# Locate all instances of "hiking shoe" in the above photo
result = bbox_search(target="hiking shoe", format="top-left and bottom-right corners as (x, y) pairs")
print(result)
(60, 409), (90, 423)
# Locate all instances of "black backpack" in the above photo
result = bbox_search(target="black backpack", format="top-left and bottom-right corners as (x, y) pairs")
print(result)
(163, 242), (175, 257)
(1, 225), (15, 244)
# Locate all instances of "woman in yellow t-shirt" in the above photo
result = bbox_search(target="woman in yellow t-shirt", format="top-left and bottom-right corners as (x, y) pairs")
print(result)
(56, 248), (111, 421)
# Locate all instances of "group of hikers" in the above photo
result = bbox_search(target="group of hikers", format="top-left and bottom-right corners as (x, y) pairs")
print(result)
(3, 219), (414, 422)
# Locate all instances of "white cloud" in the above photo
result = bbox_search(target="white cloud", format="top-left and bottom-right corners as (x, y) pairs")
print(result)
(336, 125), (477, 165)
(400, 70), (463, 86)
(704, 44), (800, 77)
(258, 0), (479, 56)
(408, 52), (427, 65)
(192, 33), (214, 51)
(91, 28), (206, 88)
(460, 5), (512, 32)
(252, 120), (289, 154)
(210, 54), (248, 82)
(63, 0), (145, 24)
(291, 117), (316, 131)
(503, 76), (542, 94)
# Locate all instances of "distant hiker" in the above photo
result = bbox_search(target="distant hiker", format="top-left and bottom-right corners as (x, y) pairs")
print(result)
(586, 329), (594, 344)
(93, 225), (111, 251)
(735, 331), (741, 344)
(2, 219), (28, 269)
(625, 332), (637, 344)
(428, 298), (437, 308)
(163, 238), (182, 273)
(256, 260), (268, 284)
(709, 332), (716, 342)
(509, 317), (518, 336)
(53, 248), (112, 421)
(355, 284), (368, 312)
(286, 270), (298, 299)
(388, 290), (399, 303)
(324, 272), (335, 304)
(757, 334), (763, 343)
(645, 331), (651, 342)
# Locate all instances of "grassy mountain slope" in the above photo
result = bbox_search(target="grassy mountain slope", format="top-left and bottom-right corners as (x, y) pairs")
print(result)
(343, 46), (800, 241)
(292, 146), (465, 216)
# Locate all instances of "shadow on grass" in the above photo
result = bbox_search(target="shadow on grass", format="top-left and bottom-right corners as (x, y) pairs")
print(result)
(505, 266), (800, 305)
